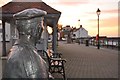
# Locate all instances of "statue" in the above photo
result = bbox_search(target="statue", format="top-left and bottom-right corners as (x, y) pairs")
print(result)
(2, 8), (49, 79)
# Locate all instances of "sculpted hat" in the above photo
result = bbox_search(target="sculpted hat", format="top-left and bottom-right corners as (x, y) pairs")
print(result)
(13, 8), (47, 36)
(13, 8), (47, 20)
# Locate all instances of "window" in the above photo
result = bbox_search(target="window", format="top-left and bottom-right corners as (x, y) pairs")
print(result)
(73, 34), (76, 37)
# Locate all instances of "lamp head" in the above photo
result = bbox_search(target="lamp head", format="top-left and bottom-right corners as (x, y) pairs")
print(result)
(96, 8), (101, 15)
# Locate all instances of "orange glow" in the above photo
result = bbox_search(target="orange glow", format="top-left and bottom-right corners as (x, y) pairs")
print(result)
(0, 0), (119, 37)
(47, 26), (53, 34)
(0, 0), (12, 7)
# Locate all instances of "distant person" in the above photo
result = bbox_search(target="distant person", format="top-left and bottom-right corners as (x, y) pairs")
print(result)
(2, 8), (49, 79)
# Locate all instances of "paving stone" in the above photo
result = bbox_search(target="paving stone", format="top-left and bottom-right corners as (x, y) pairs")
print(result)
(56, 41), (118, 79)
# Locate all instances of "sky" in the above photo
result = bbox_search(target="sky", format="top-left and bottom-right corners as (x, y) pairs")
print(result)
(0, 0), (119, 37)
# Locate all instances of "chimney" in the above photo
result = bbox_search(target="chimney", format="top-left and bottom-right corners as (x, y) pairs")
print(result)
(80, 25), (82, 28)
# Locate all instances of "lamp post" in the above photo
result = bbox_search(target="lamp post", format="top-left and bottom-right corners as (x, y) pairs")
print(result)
(78, 19), (80, 44)
(96, 8), (101, 49)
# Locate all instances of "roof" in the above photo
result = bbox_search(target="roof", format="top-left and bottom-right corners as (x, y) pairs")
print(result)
(1, 2), (61, 14)
(72, 27), (87, 32)
(0, 1), (61, 26)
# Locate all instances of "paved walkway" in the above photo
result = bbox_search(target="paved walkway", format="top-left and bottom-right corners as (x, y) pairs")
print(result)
(0, 41), (118, 79)
(56, 41), (118, 79)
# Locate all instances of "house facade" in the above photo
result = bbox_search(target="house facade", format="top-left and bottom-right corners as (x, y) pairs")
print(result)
(72, 25), (89, 39)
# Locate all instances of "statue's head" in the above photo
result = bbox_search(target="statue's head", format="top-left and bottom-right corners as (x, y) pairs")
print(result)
(13, 8), (47, 41)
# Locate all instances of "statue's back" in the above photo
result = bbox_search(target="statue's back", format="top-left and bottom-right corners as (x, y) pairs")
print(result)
(3, 41), (48, 79)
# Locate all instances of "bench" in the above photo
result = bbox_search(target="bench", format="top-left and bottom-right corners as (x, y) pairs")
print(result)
(39, 50), (66, 80)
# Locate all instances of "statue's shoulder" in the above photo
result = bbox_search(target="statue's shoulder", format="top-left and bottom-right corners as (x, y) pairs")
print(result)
(8, 44), (37, 61)
(7, 45), (26, 60)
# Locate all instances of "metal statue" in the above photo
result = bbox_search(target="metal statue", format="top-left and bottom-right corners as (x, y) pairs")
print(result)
(2, 8), (49, 79)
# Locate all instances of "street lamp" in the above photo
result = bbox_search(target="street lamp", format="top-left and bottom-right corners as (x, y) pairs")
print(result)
(96, 8), (101, 49)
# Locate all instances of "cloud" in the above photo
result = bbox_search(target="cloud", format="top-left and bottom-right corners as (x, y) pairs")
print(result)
(86, 16), (118, 37)
(57, 0), (89, 6)
(100, 17), (118, 27)
(0, 4), (2, 7)
(89, 16), (118, 28)
(0, 0), (12, 7)
(12, 0), (42, 2)
(43, 0), (89, 7)
(102, 9), (118, 14)
(87, 9), (118, 15)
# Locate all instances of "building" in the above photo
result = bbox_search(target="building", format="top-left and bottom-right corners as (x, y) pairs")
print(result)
(72, 25), (89, 39)
(72, 25), (89, 43)
(61, 25), (72, 43)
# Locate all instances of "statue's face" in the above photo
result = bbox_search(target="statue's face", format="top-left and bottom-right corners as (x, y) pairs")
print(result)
(16, 17), (44, 40)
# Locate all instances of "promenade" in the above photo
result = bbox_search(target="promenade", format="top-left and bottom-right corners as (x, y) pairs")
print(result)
(0, 41), (119, 79)
(55, 41), (118, 79)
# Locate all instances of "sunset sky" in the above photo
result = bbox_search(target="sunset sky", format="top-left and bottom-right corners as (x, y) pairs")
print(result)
(0, 0), (119, 37)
